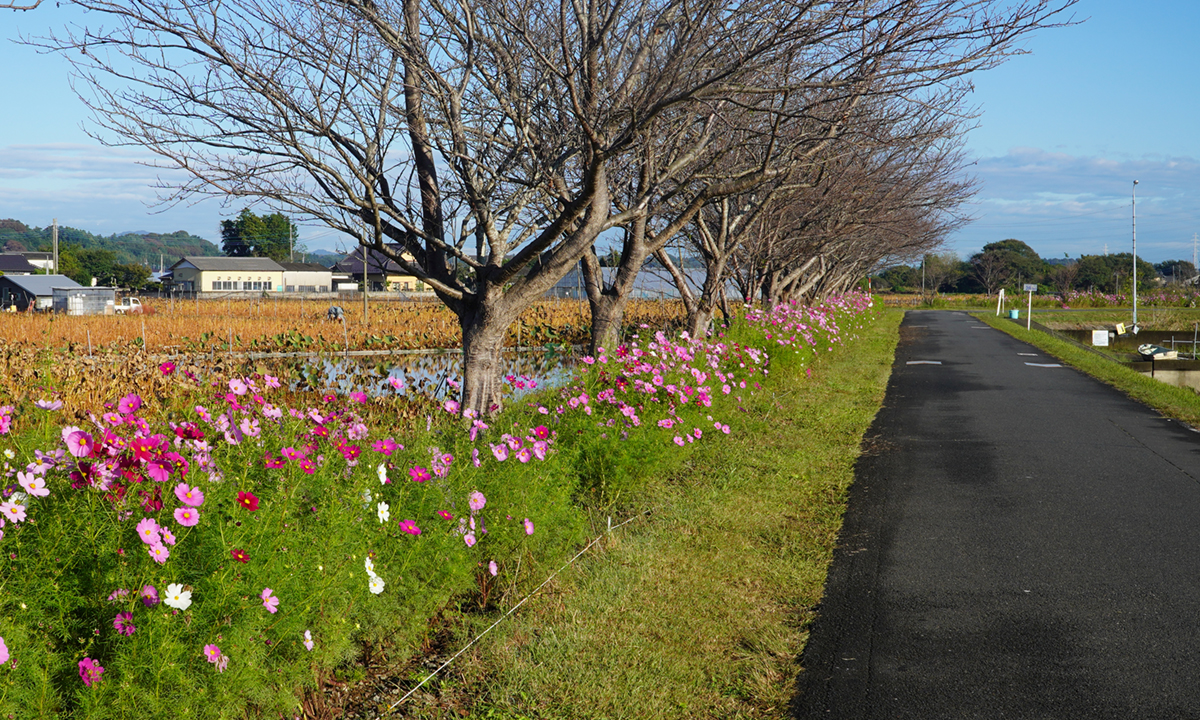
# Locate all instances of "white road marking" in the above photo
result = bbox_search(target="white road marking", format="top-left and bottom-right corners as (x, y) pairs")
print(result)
(1025, 362), (1062, 368)
(1017, 353), (1038, 356)
(906, 361), (942, 365)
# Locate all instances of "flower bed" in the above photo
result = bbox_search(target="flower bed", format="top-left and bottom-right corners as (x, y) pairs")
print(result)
(0, 293), (876, 718)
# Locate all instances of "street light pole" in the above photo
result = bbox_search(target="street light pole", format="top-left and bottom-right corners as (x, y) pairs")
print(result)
(1132, 180), (1139, 331)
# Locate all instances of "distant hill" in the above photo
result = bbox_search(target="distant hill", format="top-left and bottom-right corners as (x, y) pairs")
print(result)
(0, 219), (220, 267)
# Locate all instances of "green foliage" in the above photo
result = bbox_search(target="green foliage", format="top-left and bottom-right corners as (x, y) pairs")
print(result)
(1075, 253), (1156, 293)
(221, 209), (298, 262)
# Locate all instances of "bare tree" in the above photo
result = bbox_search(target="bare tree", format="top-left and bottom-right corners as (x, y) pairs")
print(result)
(36, 0), (842, 414)
(1048, 261), (1079, 299)
(2, 0), (43, 9)
(972, 250), (1013, 296)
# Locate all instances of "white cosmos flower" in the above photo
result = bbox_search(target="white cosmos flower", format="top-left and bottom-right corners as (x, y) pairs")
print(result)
(164, 583), (192, 610)
(377, 463), (389, 485)
(368, 574), (385, 594)
(376, 501), (390, 524)
(364, 557), (375, 575)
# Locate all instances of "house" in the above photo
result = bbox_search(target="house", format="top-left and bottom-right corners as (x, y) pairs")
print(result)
(330, 245), (424, 292)
(167, 257), (286, 293)
(0, 253), (40, 276)
(0, 275), (82, 311)
(279, 262), (333, 293)
(19, 252), (53, 272)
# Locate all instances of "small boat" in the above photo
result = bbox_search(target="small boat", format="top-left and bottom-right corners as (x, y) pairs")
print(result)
(1138, 344), (1178, 360)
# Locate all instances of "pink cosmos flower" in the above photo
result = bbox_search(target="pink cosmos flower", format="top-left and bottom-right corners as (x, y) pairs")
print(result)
(216, 654), (228, 673)
(517, 447), (532, 463)
(524, 518), (535, 536)
(673, 436), (685, 446)
(303, 630), (314, 651)
(281, 447), (304, 461)
(388, 376), (405, 391)
(141, 585), (159, 606)
(532, 441), (548, 461)
(349, 391), (368, 404)
(443, 399), (460, 414)
(488, 560), (498, 576)
(113, 612), (136, 636)
(0, 637), (8, 665)
(117, 393), (142, 415)
(148, 542), (170, 564)
(472, 448), (481, 468)
(468, 492), (486, 512)
(298, 458), (317, 475)
(263, 374), (281, 389)
(204, 644), (222, 663)
(174, 506), (200, 527)
(463, 532), (476, 547)
(18, 472), (49, 498)
(160, 528), (177, 546)
(408, 466), (430, 483)
(239, 417), (261, 438)
(399, 519), (422, 535)
(533, 425), (550, 440)
(136, 517), (161, 545)
(228, 378), (248, 396)
(261, 587), (279, 614)
(491, 443), (509, 462)
(174, 483), (204, 507)
(437, 510), (453, 521)
(79, 657), (104, 687)
(34, 398), (63, 411)
(66, 431), (94, 458)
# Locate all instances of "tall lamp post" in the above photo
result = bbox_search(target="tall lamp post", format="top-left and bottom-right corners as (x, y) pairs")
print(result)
(1132, 180), (1139, 332)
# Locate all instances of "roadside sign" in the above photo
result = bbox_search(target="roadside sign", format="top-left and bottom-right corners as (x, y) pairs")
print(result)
(1092, 330), (1109, 347)
(1023, 284), (1037, 292)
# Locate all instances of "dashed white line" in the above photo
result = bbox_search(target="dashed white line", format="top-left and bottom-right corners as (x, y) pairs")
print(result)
(906, 361), (942, 365)
(1024, 362), (1062, 368)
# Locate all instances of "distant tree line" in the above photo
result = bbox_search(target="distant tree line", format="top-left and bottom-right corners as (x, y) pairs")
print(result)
(0, 218), (220, 267)
(873, 239), (1195, 297)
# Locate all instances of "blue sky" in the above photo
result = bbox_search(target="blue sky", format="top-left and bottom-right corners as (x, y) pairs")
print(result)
(1, 0), (1198, 263)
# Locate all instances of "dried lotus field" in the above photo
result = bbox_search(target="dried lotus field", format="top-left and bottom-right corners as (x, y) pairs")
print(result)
(0, 296), (687, 355)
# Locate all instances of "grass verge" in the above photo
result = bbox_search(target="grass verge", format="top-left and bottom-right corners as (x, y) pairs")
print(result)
(412, 310), (903, 719)
(976, 313), (1200, 426)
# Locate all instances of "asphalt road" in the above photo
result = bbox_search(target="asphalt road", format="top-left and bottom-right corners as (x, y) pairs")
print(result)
(794, 310), (1200, 719)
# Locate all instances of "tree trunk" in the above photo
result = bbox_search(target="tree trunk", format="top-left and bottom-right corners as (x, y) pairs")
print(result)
(581, 228), (651, 356)
(459, 296), (517, 417)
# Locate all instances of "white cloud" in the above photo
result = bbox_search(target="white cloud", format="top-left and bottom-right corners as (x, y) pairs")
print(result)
(948, 148), (1200, 262)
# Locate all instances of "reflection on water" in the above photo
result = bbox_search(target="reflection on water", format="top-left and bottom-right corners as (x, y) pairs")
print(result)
(268, 348), (579, 401)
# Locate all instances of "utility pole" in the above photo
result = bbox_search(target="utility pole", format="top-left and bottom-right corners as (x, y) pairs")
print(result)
(1193, 232), (1197, 275)
(52, 218), (58, 275)
(360, 234), (369, 324)
(290, 223), (296, 263)
(1132, 180), (1139, 331)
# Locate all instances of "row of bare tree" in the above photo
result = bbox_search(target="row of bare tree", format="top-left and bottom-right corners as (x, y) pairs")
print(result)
(30, 0), (1074, 414)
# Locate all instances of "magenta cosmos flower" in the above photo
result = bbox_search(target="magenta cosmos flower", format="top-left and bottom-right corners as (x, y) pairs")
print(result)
(0, 637), (8, 665)
(79, 658), (104, 687)
(113, 612), (136, 636)
(408, 466), (430, 483)
(159, 361), (176, 375)
(174, 506), (200, 527)
(204, 644), (222, 663)
(398, 520), (422, 536)
(117, 393), (142, 415)
(65, 430), (94, 458)
(173, 483), (204, 507)
(141, 585), (159, 606)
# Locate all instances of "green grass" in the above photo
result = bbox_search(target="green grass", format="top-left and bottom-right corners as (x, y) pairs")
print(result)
(977, 313), (1200, 426)
(409, 310), (903, 719)
(1033, 307), (1200, 331)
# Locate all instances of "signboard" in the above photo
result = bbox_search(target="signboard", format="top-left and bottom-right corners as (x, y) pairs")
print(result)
(1092, 330), (1110, 347)
(1023, 284), (1038, 292)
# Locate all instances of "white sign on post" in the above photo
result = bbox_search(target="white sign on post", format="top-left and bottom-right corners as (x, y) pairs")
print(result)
(1024, 285), (1036, 330)
(1023, 284), (1037, 292)
(1092, 330), (1109, 347)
